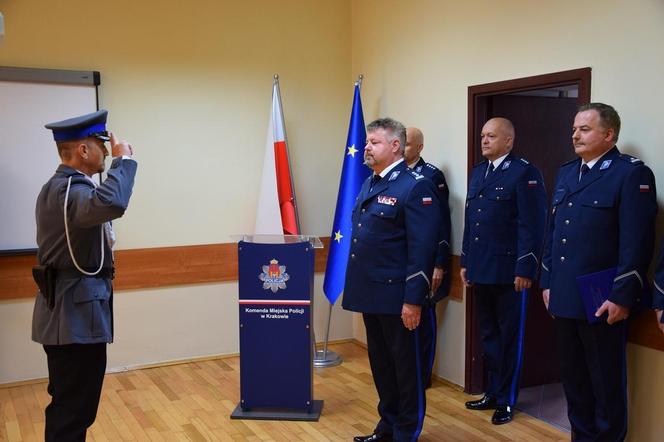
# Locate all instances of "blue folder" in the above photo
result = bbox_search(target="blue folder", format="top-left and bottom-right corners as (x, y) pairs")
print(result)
(576, 267), (617, 324)
(576, 267), (652, 324)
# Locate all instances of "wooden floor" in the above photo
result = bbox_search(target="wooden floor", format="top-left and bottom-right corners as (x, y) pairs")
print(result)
(1, 342), (568, 441)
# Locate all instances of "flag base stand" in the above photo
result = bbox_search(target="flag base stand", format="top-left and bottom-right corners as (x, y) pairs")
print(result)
(230, 400), (323, 421)
(313, 350), (342, 368)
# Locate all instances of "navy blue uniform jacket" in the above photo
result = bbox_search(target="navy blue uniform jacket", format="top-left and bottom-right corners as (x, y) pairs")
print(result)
(461, 154), (547, 285)
(412, 158), (451, 301)
(342, 160), (441, 315)
(540, 147), (657, 319)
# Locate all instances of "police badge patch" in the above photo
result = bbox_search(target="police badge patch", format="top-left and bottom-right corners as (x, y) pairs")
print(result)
(259, 259), (290, 292)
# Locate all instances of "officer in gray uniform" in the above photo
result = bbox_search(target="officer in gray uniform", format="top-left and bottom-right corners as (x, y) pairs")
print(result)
(461, 117), (547, 425)
(405, 127), (451, 389)
(32, 109), (137, 441)
(541, 103), (657, 442)
(343, 118), (440, 442)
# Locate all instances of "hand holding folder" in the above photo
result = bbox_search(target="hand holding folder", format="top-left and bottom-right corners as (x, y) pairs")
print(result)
(576, 267), (635, 324)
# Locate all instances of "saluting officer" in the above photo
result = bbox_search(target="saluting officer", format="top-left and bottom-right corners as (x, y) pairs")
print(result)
(343, 118), (440, 442)
(460, 117), (547, 425)
(405, 126), (452, 388)
(541, 103), (657, 442)
(32, 109), (137, 441)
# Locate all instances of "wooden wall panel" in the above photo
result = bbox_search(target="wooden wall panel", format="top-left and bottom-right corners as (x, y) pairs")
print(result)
(2, 246), (661, 351)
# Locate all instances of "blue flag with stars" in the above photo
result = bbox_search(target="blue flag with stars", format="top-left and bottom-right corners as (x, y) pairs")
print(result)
(323, 83), (370, 304)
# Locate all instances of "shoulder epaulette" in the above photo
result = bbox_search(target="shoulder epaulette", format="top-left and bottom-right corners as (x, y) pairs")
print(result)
(408, 170), (425, 180)
(425, 162), (440, 172)
(519, 157), (529, 164)
(619, 154), (644, 165)
(561, 157), (579, 168)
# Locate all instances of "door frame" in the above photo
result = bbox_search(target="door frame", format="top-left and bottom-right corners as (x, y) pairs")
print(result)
(464, 67), (592, 394)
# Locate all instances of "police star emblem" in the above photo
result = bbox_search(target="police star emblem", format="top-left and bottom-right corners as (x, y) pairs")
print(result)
(259, 259), (290, 293)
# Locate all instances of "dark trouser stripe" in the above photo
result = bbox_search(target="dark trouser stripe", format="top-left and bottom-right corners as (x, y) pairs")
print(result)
(426, 306), (437, 383)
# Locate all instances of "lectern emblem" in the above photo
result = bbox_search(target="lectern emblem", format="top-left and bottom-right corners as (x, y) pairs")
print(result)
(259, 259), (290, 293)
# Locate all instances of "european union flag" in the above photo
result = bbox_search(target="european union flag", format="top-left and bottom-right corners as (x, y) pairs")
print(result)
(323, 83), (370, 305)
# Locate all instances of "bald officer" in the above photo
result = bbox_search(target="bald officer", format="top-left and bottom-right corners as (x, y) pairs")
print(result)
(541, 103), (657, 441)
(405, 127), (451, 388)
(343, 118), (440, 442)
(461, 117), (547, 425)
(32, 109), (137, 441)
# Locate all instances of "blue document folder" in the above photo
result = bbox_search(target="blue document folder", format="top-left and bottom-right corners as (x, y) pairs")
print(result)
(576, 267), (616, 324)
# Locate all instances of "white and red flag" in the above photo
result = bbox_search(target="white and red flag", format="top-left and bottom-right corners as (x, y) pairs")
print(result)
(255, 76), (299, 235)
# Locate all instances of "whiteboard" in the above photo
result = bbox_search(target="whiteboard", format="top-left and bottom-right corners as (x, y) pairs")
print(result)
(0, 67), (99, 253)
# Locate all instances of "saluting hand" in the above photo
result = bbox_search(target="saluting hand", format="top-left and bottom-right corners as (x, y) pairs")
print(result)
(109, 132), (133, 158)
(401, 303), (421, 331)
(595, 300), (629, 324)
(431, 267), (445, 293)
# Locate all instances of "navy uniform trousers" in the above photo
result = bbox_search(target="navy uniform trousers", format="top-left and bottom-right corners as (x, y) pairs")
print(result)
(474, 285), (528, 406)
(411, 158), (452, 388)
(461, 154), (546, 407)
(541, 147), (657, 442)
(44, 343), (107, 442)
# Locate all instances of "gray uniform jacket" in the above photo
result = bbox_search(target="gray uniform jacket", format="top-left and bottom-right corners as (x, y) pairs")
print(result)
(32, 157), (137, 345)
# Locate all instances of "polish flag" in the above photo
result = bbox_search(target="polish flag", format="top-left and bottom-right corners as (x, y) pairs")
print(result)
(255, 77), (299, 235)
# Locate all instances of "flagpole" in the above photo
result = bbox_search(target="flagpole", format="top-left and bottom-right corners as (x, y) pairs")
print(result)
(314, 74), (366, 368)
(273, 74), (301, 234)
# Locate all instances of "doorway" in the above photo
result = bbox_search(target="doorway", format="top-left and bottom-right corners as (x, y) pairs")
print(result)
(464, 68), (591, 430)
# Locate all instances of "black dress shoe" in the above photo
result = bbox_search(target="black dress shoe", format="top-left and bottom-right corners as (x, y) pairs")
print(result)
(353, 431), (393, 442)
(465, 395), (498, 410)
(491, 405), (513, 425)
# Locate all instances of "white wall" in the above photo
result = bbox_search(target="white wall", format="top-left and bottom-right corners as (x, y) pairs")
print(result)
(0, 274), (353, 384)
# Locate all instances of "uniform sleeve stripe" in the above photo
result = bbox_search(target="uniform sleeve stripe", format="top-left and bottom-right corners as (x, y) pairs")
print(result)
(655, 282), (664, 295)
(541, 263), (549, 272)
(614, 270), (644, 288)
(517, 252), (538, 265)
(406, 271), (431, 289)
(438, 240), (450, 246)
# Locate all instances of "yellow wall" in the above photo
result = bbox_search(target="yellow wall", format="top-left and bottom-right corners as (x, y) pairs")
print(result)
(0, 0), (356, 383)
(351, 0), (664, 439)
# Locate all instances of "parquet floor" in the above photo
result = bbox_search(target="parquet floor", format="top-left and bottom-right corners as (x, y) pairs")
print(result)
(1, 342), (568, 441)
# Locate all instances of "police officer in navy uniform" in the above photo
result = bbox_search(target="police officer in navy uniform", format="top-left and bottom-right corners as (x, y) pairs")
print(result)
(541, 103), (657, 442)
(343, 118), (440, 442)
(32, 109), (137, 441)
(460, 117), (547, 425)
(405, 127), (451, 388)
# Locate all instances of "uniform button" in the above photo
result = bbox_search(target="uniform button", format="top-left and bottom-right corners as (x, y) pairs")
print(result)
(388, 279), (392, 283)
(358, 223), (362, 227)
(562, 238), (567, 244)
(380, 211), (384, 216)
(496, 196), (501, 200)
(474, 237), (479, 241)
(362, 208), (366, 213)
(565, 219), (570, 225)
(560, 256), (565, 262)
(351, 253), (355, 258)
(477, 208), (482, 212)
(594, 200), (598, 205)
(475, 222), (480, 227)
(353, 238), (357, 243)
(479, 194), (484, 199)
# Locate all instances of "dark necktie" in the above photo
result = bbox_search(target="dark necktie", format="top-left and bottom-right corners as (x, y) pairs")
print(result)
(484, 162), (495, 180)
(579, 163), (590, 182)
(370, 174), (381, 191)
